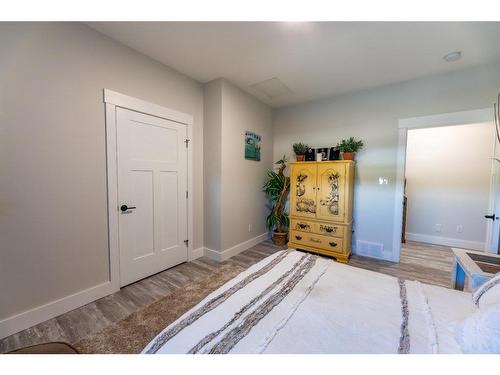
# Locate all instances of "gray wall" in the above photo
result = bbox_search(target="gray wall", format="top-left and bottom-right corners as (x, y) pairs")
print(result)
(0, 23), (204, 320)
(273, 62), (500, 261)
(203, 80), (223, 251)
(220, 80), (273, 250)
(204, 79), (273, 253)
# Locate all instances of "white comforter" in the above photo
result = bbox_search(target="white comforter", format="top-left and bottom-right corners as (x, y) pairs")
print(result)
(142, 250), (474, 354)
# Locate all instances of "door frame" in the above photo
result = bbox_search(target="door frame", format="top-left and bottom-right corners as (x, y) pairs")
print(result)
(392, 108), (495, 262)
(104, 89), (194, 291)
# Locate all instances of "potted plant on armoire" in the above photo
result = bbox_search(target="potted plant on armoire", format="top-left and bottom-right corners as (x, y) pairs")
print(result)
(292, 142), (309, 161)
(338, 137), (364, 160)
(263, 156), (290, 246)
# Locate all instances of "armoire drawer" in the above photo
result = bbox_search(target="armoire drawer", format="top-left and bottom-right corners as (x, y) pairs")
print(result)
(315, 223), (345, 238)
(291, 219), (344, 238)
(290, 230), (345, 253)
(291, 219), (313, 233)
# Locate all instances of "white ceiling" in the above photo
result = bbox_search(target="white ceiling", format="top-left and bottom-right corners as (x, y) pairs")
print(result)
(88, 22), (500, 107)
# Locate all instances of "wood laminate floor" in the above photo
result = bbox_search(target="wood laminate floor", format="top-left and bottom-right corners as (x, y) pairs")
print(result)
(0, 240), (453, 353)
(350, 240), (454, 288)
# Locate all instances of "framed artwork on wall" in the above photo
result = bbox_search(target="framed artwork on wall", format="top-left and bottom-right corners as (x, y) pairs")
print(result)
(245, 131), (261, 161)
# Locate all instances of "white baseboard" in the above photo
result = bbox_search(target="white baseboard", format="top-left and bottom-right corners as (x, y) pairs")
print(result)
(204, 232), (270, 261)
(405, 232), (485, 251)
(188, 246), (205, 261)
(0, 281), (117, 340)
(352, 249), (395, 262)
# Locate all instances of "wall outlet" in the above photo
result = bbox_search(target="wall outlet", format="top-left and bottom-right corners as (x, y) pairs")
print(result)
(434, 224), (442, 233)
(456, 225), (463, 233)
(248, 224), (253, 232)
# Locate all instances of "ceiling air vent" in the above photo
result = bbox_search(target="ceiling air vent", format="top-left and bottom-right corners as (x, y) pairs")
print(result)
(249, 77), (292, 99)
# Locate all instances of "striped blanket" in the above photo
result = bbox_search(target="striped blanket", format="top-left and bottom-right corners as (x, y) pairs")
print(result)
(143, 250), (474, 354)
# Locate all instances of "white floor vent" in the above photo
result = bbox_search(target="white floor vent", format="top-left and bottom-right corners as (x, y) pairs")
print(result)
(356, 240), (384, 258)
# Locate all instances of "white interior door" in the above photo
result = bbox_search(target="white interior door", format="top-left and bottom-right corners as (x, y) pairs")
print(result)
(117, 107), (188, 286)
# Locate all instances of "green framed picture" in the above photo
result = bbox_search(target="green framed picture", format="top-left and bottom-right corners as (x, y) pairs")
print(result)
(245, 131), (261, 161)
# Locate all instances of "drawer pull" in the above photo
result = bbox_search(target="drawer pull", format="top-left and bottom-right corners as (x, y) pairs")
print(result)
(329, 241), (338, 247)
(320, 225), (337, 233)
(310, 238), (321, 243)
(297, 223), (310, 231)
(295, 235), (302, 240)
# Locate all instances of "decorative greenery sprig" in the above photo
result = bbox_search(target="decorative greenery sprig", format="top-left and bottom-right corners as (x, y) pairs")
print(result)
(292, 142), (310, 155)
(338, 137), (364, 153)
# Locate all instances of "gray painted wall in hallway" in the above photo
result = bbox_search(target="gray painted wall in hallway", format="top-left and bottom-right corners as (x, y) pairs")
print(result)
(203, 79), (273, 253)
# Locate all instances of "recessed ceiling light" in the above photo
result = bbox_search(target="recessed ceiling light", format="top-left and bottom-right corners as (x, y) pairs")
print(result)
(443, 51), (462, 62)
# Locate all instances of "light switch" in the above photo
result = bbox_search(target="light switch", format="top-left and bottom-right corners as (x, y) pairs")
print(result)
(378, 177), (389, 185)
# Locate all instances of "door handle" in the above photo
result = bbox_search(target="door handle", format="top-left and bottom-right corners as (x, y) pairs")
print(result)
(120, 204), (137, 212)
(485, 214), (496, 221)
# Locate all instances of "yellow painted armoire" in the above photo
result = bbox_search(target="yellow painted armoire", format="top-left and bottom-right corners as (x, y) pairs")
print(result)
(288, 161), (355, 263)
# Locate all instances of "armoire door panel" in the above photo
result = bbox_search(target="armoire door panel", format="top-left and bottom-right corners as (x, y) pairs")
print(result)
(290, 164), (317, 218)
(316, 163), (346, 222)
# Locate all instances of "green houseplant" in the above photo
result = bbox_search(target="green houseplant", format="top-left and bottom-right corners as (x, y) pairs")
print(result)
(292, 142), (310, 162)
(338, 137), (364, 160)
(263, 156), (290, 246)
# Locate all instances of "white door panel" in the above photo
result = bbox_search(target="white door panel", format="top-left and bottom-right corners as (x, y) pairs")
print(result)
(128, 170), (154, 260)
(157, 171), (179, 251)
(117, 107), (187, 286)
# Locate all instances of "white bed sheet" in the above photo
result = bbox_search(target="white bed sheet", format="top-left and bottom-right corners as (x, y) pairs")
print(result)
(143, 251), (473, 354)
(260, 260), (474, 354)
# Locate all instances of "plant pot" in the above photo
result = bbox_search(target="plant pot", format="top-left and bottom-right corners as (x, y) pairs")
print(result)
(342, 152), (355, 160)
(296, 154), (305, 162)
(272, 231), (288, 246)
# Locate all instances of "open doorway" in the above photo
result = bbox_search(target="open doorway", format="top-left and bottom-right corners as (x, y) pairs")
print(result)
(393, 108), (499, 264)
(402, 122), (495, 252)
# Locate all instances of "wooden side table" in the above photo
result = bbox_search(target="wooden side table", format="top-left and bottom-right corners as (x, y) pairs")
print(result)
(452, 248), (500, 292)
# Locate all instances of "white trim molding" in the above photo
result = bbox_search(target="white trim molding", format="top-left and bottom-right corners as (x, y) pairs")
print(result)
(405, 233), (485, 252)
(398, 108), (494, 129)
(204, 232), (270, 262)
(0, 282), (114, 339)
(393, 108), (494, 262)
(189, 247), (205, 261)
(104, 89), (193, 125)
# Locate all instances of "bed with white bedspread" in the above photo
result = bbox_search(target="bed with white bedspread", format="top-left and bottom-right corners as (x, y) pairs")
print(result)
(142, 250), (495, 354)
